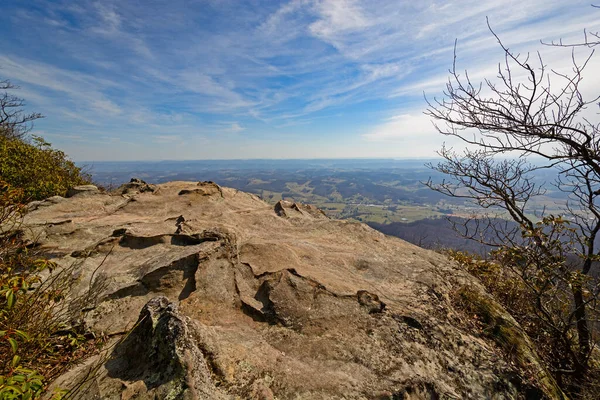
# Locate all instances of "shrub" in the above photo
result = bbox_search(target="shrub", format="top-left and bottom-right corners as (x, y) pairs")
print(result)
(0, 136), (90, 202)
(448, 246), (600, 398)
(425, 8), (600, 395)
(0, 182), (97, 399)
(0, 78), (97, 399)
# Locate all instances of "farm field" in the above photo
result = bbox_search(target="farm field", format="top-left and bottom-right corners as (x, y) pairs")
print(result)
(88, 158), (570, 250)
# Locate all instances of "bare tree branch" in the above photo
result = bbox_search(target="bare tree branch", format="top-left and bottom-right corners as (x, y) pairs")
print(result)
(425, 14), (600, 393)
(0, 79), (43, 139)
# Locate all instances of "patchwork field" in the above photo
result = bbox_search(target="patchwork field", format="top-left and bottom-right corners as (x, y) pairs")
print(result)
(88, 159), (570, 250)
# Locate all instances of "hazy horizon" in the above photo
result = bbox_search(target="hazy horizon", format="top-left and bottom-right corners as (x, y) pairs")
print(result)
(79, 156), (439, 163)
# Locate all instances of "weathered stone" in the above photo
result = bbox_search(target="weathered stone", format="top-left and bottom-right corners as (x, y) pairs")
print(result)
(357, 290), (386, 314)
(274, 199), (328, 219)
(24, 181), (565, 399)
(27, 195), (65, 211)
(66, 185), (100, 198)
(117, 177), (157, 195)
(102, 296), (225, 399)
(178, 181), (223, 197)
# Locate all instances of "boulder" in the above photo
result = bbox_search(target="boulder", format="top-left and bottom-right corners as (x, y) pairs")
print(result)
(27, 195), (66, 211)
(102, 296), (226, 399)
(178, 181), (222, 197)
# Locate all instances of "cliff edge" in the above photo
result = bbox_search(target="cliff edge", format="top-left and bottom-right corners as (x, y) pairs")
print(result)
(22, 180), (563, 399)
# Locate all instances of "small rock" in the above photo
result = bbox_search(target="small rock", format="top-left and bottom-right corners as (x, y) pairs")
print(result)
(117, 178), (157, 195)
(274, 200), (328, 219)
(46, 195), (66, 203)
(179, 181), (222, 197)
(66, 185), (100, 198)
(251, 379), (274, 400)
(357, 290), (386, 314)
(120, 380), (147, 400)
(111, 228), (128, 237)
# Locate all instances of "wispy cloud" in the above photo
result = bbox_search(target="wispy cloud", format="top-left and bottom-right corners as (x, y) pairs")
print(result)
(363, 113), (436, 141)
(0, 0), (597, 159)
(152, 134), (182, 143)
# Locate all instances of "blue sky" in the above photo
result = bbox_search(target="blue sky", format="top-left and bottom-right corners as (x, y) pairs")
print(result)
(0, 0), (598, 161)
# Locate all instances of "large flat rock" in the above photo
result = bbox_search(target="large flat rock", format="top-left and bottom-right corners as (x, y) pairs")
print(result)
(24, 181), (559, 399)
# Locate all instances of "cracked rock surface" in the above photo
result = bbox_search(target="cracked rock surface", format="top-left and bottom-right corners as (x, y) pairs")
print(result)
(24, 181), (557, 399)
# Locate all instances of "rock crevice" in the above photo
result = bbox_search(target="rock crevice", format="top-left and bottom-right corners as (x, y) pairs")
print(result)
(24, 181), (564, 399)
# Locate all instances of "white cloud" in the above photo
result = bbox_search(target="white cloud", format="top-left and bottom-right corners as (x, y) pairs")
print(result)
(363, 113), (437, 142)
(178, 71), (251, 109)
(0, 0), (598, 160)
(228, 122), (244, 133)
(258, 0), (308, 42)
(87, 2), (153, 58)
(0, 55), (124, 119)
(90, 99), (122, 115)
(91, 2), (121, 35)
(309, 0), (370, 38)
(153, 135), (182, 143)
(361, 112), (479, 157)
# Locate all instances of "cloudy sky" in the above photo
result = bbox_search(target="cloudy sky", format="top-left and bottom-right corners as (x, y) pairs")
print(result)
(0, 0), (598, 161)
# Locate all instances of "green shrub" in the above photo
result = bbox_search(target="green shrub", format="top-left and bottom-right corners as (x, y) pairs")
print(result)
(0, 136), (90, 202)
(0, 79), (97, 399)
(448, 247), (600, 398)
(0, 182), (96, 399)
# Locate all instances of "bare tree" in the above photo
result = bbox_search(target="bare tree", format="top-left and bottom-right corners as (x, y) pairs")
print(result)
(544, 4), (599, 49)
(424, 18), (600, 395)
(0, 79), (43, 139)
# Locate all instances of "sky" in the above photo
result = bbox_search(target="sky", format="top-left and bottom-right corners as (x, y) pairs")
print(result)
(0, 0), (598, 161)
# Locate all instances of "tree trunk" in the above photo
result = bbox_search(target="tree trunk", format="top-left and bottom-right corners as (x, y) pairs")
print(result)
(572, 282), (590, 380)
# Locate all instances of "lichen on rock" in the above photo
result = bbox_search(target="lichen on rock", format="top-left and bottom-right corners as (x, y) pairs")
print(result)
(24, 180), (565, 399)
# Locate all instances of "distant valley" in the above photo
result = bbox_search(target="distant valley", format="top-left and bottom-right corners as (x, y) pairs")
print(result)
(86, 158), (569, 253)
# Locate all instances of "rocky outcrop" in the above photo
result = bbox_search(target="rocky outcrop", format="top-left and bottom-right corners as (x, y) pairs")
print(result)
(104, 297), (225, 399)
(66, 185), (100, 198)
(117, 178), (157, 195)
(274, 199), (328, 219)
(24, 180), (565, 399)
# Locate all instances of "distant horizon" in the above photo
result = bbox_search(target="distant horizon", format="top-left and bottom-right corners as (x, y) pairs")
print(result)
(78, 155), (551, 165)
(79, 156), (439, 163)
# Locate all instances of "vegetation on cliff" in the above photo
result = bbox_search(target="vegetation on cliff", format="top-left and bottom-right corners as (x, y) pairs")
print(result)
(0, 80), (93, 399)
(427, 18), (600, 398)
(0, 136), (90, 202)
(0, 9), (599, 398)
(0, 80), (90, 202)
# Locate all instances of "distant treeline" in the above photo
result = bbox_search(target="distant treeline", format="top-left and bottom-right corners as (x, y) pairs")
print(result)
(368, 217), (507, 255)
(369, 218), (600, 277)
